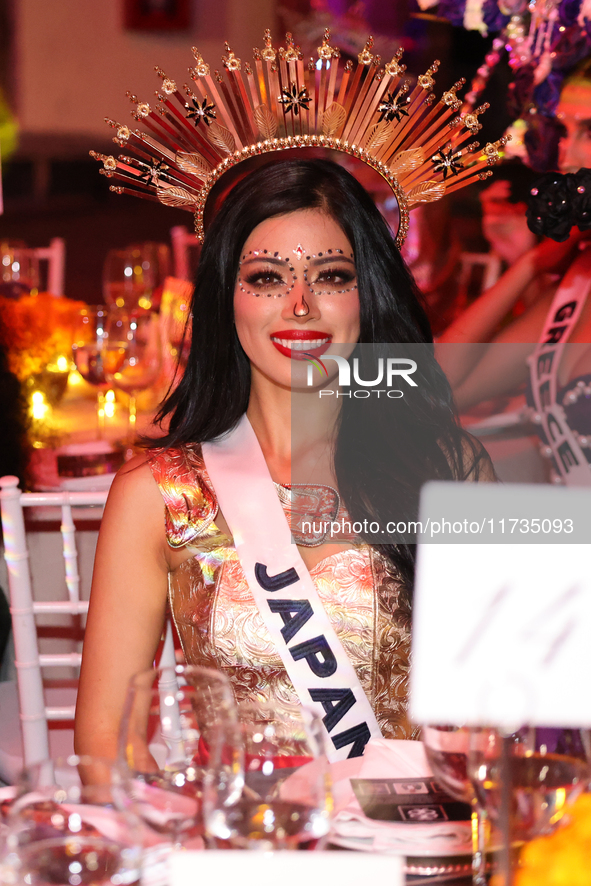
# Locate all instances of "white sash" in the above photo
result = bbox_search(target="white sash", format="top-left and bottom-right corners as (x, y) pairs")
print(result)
(202, 415), (382, 761)
(527, 248), (591, 487)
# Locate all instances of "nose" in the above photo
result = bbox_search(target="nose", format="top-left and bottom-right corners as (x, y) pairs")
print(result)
(282, 277), (321, 322)
(559, 132), (583, 174)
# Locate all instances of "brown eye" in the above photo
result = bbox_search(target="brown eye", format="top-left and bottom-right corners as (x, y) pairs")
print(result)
(309, 266), (357, 291)
(318, 268), (355, 283)
(245, 271), (284, 287)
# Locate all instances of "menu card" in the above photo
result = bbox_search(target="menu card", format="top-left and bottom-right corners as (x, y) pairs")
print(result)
(411, 481), (591, 728)
(351, 776), (471, 823)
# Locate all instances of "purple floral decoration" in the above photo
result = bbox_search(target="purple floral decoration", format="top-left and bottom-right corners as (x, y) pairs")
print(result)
(507, 62), (536, 119)
(482, 0), (508, 32)
(533, 71), (564, 118)
(437, 0), (466, 28)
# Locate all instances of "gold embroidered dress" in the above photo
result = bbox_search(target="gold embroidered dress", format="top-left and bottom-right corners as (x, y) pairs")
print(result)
(147, 443), (417, 739)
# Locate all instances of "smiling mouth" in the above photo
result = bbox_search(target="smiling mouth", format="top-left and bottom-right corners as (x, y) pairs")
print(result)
(271, 337), (330, 350)
(270, 334), (332, 360)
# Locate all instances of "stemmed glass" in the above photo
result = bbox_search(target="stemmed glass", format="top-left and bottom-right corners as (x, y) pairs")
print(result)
(469, 727), (590, 841)
(72, 305), (127, 439)
(103, 244), (170, 312)
(203, 703), (332, 851)
(117, 664), (239, 852)
(0, 241), (39, 298)
(1, 755), (142, 886)
(422, 725), (489, 886)
(104, 309), (162, 455)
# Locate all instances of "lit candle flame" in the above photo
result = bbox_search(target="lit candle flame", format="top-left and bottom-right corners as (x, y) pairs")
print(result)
(31, 391), (49, 420)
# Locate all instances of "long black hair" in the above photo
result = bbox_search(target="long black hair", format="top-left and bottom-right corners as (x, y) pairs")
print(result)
(150, 158), (489, 591)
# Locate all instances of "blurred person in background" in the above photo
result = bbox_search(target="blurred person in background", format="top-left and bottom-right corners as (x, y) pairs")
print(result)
(477, 160), (542, 318)
(438, 60), (591, 484)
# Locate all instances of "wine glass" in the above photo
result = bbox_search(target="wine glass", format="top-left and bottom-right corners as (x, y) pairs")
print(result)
(0, 241), (40, 298)
(72, 305), (127, 439)
(1, 755), (141, 886)
(117, 664), (239, 852)
(103, 244), (170, 312)
(422, 725), (488, 886)
(469, 726), (590, 842)
(204, 703), (332, 851)
(130, 243), (171, 312)
(104, 309), (162, 455)
(159, 278), (193, 385)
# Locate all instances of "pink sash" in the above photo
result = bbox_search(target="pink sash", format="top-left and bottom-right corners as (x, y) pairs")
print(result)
(202, 415), (382, 760)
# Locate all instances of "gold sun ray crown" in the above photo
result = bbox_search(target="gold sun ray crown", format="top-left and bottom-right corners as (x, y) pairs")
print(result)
(91, 28), (508, 246)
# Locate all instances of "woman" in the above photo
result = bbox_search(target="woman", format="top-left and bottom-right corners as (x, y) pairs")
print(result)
(75, 159), (492, 761)
(438, 63), (591, 427)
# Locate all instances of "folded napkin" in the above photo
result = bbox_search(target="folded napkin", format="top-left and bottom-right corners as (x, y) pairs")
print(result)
(330, 739), (472, 856)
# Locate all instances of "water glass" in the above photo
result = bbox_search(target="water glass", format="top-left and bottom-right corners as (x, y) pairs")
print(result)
(1, 755), (141, 886)
(204, 704), (332, 851)
(117, 665), (238, 849)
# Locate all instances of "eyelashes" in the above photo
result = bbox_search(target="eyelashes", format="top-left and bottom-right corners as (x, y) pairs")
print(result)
(240, 264), (357, 296)
(310, 267), (356, 287)
(243, 267), (355, 284)
(243, 270), (288, 290)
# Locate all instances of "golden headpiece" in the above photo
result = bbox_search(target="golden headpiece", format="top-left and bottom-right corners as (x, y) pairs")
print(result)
(92, 29), (507, 246)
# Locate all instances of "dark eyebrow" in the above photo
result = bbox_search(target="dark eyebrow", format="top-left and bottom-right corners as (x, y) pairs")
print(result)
(240, 255), (289, 266)
(307, 256), (356, 267)
(240, 254), (356, 268)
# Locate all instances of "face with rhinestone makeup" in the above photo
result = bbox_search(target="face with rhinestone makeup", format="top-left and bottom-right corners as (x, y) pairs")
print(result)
(233, 209), (360, 390)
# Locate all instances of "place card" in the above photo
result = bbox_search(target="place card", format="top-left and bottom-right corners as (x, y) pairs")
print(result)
(169, 850), (404, 886)
(410, 481), (591, 728)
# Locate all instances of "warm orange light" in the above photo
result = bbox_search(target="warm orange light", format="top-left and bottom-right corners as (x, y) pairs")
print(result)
(104, 389), (116, 418)
(31, 391), (49, 420)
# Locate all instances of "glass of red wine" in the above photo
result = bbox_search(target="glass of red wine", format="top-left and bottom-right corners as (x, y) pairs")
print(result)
(72, 305), (126, 439)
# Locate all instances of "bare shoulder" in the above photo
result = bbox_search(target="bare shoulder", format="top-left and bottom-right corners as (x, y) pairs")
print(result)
(101, 453), (166, 553)
(107, 453), (159, 502)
